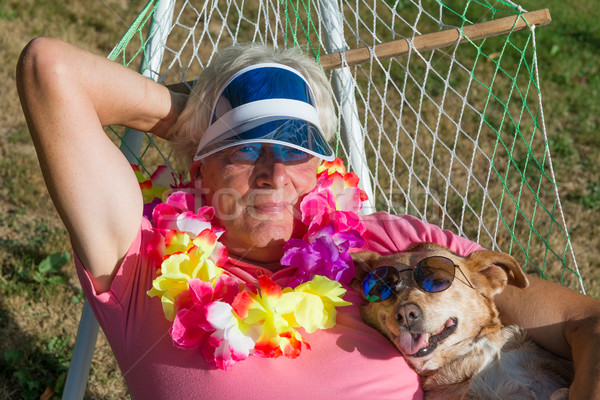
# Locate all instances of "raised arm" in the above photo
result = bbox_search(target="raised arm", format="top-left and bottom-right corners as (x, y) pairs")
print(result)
(16, 37), (187, 293)
(496, 275), (600, 399)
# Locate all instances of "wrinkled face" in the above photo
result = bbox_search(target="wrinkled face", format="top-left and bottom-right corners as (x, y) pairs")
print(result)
(353, 244), (505, 373)
(198, 143), (321, 263)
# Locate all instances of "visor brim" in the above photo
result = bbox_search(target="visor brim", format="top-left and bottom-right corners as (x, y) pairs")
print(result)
(193, 118), (334, 161)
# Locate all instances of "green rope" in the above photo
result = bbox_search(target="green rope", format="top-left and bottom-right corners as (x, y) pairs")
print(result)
(108, 0), (158, 63)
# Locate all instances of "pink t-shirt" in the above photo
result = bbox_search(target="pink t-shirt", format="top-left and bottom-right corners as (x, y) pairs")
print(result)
(75, 212), (480, 399)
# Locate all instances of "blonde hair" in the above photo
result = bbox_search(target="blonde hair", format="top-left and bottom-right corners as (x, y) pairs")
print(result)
(172, 44), (336, 167)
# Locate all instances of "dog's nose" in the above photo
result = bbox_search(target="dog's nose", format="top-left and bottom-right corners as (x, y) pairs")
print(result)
(396, 303), (422, 327)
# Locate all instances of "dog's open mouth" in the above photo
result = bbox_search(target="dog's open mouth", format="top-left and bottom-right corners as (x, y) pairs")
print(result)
(397, 318), (457, 358)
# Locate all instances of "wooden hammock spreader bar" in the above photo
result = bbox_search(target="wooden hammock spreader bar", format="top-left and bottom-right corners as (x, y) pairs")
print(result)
(319, 8), (551, 71)
(167, 9), (551, 94)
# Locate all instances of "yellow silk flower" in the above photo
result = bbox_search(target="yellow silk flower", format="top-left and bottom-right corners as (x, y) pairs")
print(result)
(277, 275), (352, 333)
(148, 232), (224, 321)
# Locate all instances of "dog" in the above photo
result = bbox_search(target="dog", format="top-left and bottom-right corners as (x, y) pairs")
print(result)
(351, 243), (573, 400)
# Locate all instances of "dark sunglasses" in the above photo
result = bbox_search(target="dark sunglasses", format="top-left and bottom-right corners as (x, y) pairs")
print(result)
(362, 256), (473, 302)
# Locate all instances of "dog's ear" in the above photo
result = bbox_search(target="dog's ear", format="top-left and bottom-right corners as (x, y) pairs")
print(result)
(351, 251), (381, 281)
(466, 250), (529, 295)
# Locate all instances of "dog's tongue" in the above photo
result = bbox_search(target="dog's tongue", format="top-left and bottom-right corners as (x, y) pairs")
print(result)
(396, 332), (430, 356)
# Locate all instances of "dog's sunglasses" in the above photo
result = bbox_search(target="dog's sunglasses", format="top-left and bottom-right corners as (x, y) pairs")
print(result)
(362, 256), (474, 302)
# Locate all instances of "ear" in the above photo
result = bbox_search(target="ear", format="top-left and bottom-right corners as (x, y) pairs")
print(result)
(466, 250), (529, 296)
(351, 251), (381, 281)
(190, 160), (203, 180)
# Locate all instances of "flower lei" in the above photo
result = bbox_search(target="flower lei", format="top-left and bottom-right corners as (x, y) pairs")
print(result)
(133, 158), (368, 370)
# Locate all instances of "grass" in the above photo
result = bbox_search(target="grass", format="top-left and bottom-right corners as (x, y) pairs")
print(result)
(0, 1), (139, 398)
(0, 0), (599, 398)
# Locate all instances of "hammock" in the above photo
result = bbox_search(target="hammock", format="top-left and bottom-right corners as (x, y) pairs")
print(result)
(63, 0), (584, 398)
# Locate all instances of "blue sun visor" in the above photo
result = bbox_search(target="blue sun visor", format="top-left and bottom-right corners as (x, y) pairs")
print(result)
(193, 63), (335, 161)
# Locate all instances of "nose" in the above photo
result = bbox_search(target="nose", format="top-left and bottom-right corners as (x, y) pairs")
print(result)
(395, 303), (422, 327)
(254, 147), (289, 188)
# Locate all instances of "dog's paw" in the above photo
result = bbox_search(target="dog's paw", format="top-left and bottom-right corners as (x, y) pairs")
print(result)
(549, 388), (569, 400)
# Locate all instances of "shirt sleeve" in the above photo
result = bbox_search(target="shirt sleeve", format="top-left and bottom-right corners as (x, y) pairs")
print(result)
(360, 212), (483, 256)
(73, 217), (156, 354)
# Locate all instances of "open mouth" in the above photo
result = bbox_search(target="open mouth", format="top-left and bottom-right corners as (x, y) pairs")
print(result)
(396, 318), (457, 358)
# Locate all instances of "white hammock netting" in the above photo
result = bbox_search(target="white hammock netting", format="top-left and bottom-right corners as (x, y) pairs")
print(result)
(107, 0), (584, 292)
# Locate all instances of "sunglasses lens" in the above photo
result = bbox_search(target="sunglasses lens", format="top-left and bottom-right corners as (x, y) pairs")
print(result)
(414, 257), (455, 293)
(362, 266), (398, 302)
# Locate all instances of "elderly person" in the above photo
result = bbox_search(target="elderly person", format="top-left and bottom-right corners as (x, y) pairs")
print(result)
(17, 38), (600, 399)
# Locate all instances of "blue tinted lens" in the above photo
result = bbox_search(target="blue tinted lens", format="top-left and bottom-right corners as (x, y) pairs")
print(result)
(278, 146), (310, 162)
(229, 143), (310, 163)
(363, 267), (398, 302)
(414, 257), (455, 293)
(230, 144), (262, 162)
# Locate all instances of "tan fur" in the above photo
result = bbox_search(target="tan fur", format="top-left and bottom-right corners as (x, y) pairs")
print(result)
(352, 243), (573, 400)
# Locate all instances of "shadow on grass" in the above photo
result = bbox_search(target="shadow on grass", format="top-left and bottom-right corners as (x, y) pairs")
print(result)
(0, 230), (128, 399)
(0, 280), (117, 400)
(0, 226), (90, 398)
(0, 298), (69, 399)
